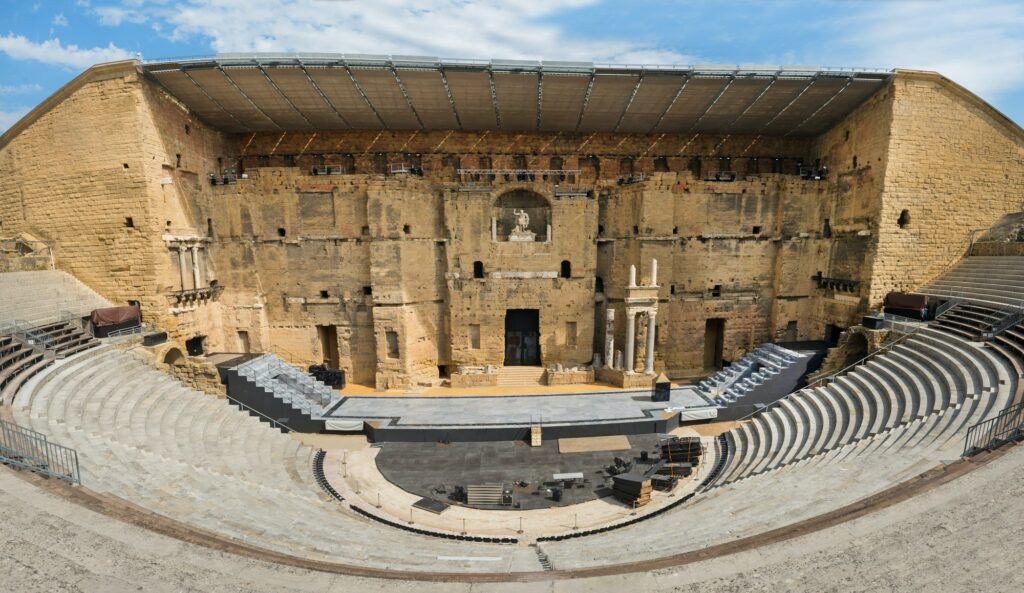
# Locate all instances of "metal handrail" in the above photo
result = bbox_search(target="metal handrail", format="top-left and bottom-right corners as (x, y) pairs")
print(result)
(963, 401), (1024, 456)
(0, 418), (80, 484)
(225, 393), (300, 433)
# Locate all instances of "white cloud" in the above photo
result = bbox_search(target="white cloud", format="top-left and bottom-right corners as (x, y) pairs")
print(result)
(0, 34), (133, 69)
(136, 0), (691, 64)
(0, 83), (43, 95)
(831, 0), (1024, 98)
(95, 6), (148, 26)
(52, 13), (69, 27)
(0, 107), (31, 133)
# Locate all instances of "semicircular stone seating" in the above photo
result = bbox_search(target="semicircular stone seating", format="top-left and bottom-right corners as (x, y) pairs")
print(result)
(12, 347), (528, 573)
(538, 323), (1019, 569)
(6, 314), (1022, 573)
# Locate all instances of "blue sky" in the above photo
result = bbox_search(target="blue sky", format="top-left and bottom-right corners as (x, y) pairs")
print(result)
(2, 0), (1023, 132)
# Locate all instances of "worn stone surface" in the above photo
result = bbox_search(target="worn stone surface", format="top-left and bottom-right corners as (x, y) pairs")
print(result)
(1, 65), (1021, 389)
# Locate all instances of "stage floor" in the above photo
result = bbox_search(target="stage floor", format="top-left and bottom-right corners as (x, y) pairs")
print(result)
(374, 435), (675, 510)
(322, 386), (715, 428)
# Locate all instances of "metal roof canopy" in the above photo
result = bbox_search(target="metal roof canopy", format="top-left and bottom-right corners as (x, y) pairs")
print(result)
(142, 54), (892, 136)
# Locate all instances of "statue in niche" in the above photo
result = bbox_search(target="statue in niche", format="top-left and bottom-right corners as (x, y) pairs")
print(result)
(508, 208), (536, 242)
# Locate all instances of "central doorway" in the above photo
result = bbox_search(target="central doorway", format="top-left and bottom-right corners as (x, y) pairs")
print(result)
(504, 309), (540, 366)
(703, 318), (725, 370)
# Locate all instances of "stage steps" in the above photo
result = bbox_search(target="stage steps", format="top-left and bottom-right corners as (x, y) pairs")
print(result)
(496, 365), (546, 387)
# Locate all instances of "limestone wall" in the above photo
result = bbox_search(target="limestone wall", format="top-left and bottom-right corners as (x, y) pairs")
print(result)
(869, 72), (1024, 304)
(4, 65), (1021, 389)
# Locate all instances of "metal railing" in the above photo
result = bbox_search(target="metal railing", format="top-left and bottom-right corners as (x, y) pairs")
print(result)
(225, 392), (299, 433)
(0, 418), (80, 484)
(963, 401), (1024, 456)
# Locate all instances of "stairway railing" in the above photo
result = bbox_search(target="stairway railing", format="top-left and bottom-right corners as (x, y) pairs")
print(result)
(0, 418), (80, 484)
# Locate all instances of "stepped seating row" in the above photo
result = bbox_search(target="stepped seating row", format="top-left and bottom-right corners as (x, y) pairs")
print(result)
(23, 320), (100, 358)
(918, 256), (1024, 310)
(698, 343), (801, 404)
(12, 348), (508, 572)
(933, 301), (1012, 340)
(236, 354), (339, 417)
(542, 326), (1019, 569)
(0, 270), (111, 328)
(0, 334), (50, 405)
(707, 327), (1016, 488)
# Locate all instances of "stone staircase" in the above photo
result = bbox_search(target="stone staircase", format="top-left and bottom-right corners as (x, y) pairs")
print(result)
(0, 270), (111, 328)
(918, 255), (1024, 310)
(496, 365), (546, 387)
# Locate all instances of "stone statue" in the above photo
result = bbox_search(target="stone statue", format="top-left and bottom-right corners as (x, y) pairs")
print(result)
(513, 209), (530, 233)
(508, 208), (536, 242)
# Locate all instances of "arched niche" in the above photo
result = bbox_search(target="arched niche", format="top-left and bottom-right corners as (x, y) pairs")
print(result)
(163, 347), (186, 367)
(492, 189), (550, 242)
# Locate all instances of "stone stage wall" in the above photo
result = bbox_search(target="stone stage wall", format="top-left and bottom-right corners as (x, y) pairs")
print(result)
(1, 64), (1021, 389)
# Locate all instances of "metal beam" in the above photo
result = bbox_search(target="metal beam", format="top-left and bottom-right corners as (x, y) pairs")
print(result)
(724, 77), (777, 131)
(180, 69), (249, 132)
(756, 76), (816, 133)
(343, 64), (387, 127)
(574, 73), (596, 133)
(784, 78), (852, 136)
(487, 68), (502, 128)
(688, 77), (735, 132)
(389, 65), (425, 130)
(648, 77), (688, 134)
(438, 69), (463, 130)
(613, 73), (645, 132)
(297, 61), (351, 127)
(217, 66), (284, 130)
(536, 71), (544, 131)
(257, 65), (314, 128)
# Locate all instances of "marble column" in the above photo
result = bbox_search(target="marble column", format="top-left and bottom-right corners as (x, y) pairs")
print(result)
(624, 311), (636, 374)
(177, 246), (188, 291)
(190, 245), (201, 289)
(628, 265), (637, 288)
(491, 217), (497, 242)
(650, 259), (658, 286)
(604, 309), (615, 369)
(644, 310), (657, 375)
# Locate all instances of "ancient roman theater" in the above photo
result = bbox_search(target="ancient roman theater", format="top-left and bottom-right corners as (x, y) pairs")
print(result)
(0, 55), (1023, 591)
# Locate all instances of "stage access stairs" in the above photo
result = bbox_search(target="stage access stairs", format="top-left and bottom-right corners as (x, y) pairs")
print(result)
(222, 354), (341, 432)
(698, 343), (807, 406)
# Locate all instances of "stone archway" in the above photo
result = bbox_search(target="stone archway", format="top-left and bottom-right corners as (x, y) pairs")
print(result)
(163, 347), (186, 367)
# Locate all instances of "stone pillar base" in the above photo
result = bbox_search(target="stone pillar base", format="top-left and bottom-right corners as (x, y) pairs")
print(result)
(595, 367), (655, 389)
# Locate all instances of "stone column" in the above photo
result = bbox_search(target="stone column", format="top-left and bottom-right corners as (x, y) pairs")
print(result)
(644, 310), (657, 374)
(177, 245), (188, 291)
(546, 223), (552, 243)
(628, 265), (637, 288)
(624, 311), (636, 374)
(650, 259), (658, 286)
(190, 245), (201, 289)
(604, 309), (615, 369)
(491, 217), (497, 242)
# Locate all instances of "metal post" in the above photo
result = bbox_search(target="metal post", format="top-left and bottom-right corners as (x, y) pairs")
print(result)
(517, 517), (523, 534)
(409, 507), (414, 524)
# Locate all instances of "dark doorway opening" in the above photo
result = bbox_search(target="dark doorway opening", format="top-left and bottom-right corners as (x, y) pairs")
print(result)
(824, 323), (844, 346)
(185, 335), (206, 357)
(703, 319), (725, 370)
(317, 325), (340, 369)
(504, 309), (540, 366)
